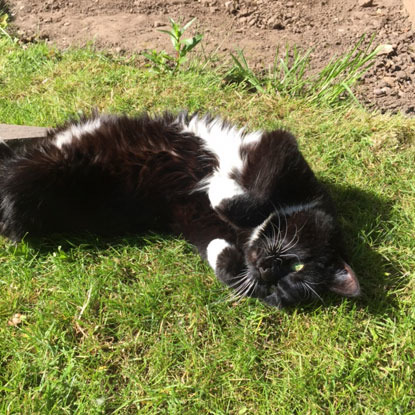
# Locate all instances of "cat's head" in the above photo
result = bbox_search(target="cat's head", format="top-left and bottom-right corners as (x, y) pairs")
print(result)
(242, 208), (360, 308)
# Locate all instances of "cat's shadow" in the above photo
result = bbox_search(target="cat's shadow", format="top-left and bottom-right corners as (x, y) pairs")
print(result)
(313, 180), (403, 316)
(18, 182), (402, 316)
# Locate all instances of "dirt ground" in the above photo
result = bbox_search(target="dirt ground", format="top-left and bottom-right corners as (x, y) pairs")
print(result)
(9, 0), (415, 115)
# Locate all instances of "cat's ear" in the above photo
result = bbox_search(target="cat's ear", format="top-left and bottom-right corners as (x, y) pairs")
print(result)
(330, 262), (360, 297)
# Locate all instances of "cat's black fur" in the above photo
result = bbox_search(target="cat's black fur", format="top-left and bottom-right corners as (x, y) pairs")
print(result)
(0, 112), (360, 307)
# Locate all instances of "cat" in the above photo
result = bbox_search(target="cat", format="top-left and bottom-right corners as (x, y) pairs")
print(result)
(0, 112), (360, 307)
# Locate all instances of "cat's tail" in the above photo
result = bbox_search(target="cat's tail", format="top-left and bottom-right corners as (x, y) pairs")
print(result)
(0, 139), (118, 241)
(0, 131), (153, 241)
(0, 141), (60, 240)
(0, 139), (13, 161)
(0, 140), (14, 236)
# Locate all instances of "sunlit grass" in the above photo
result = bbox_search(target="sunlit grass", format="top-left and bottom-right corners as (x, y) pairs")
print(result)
(225, 36), (378, 106)
(0, 36), (414, 414)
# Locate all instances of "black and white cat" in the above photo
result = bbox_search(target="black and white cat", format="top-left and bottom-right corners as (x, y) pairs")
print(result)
(0, 112), (360, 307)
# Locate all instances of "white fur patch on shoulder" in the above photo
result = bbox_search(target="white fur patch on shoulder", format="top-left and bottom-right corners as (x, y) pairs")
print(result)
(179, 114), (263, 207)
(54, 118), (103, 149)
(207, 238), (231, 270)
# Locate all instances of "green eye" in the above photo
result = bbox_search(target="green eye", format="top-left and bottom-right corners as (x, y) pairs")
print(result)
(292, 262), (304, 272)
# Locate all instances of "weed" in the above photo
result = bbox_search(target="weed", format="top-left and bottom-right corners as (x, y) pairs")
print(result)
(308, 35), (378, 105)
(0, 8), (9, 39)
(226, 35), (378, 106)
(142, 18), (203, 74)
(227, 49), (268, 93)
(0, 1), (16, 42)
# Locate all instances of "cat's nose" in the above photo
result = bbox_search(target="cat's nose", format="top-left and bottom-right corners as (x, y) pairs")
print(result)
(259, 266), (273, 282)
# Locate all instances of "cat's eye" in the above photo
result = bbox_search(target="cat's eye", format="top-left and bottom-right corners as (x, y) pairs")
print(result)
(292, 262), (304, 272)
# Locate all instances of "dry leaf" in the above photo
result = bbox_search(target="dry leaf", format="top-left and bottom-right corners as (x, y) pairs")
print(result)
(8, 313), (26, 327)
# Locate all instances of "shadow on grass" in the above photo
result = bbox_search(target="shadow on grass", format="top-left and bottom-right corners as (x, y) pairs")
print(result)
(6, 181), (402, 316)
(320, 180), (403, 316)
(27, 232), (159, 253)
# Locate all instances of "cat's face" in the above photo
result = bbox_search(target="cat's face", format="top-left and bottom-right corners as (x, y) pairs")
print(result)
(242, 209), (360, 307)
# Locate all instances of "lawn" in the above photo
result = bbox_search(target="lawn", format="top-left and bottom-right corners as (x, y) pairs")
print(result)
(0, 33), (414, 414)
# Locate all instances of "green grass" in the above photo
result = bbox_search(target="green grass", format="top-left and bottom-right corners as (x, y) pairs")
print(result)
(1, 35), (415, 414)
(225, 36), (378, 106)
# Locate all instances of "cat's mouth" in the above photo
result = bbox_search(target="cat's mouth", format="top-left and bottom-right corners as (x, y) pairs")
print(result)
(243, 270), (284, 307)
(242, 265), (282, 297)
(242, 263), (319, 308)
(242, 270), (294, 308)
(247, 259), (304, 286)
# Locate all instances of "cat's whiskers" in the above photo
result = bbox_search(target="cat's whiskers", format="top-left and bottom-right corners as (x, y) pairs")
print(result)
(270, 218), (284, 252)
(269, 221), (277, 250)
(227, 269), (257, 302)
(236, 282), (254, 300)
(244, 279), (258, 300)
(280, 224), (299, 253)
(282, 212), (289, 246)
(302, 281), (324, 304)
(227, 284), (249, 303)
(262, 219), (285, 255)
(280, 252), (301, 263)
(282, 219), (310, 254)
(228, 268), (248, 281)
(235, 278), (254, 296)
(304, 280), (323, 286)
(264, 235), (278, 253)
(228, 270), (249, 287)
(274, 212), (285, 252)
(229, 270), (250, 289)
(280, 239), (299, 256)
(235, 279), (257, 302)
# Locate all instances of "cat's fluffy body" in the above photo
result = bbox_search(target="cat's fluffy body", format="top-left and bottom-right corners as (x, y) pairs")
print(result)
(0, 112), (360, 307)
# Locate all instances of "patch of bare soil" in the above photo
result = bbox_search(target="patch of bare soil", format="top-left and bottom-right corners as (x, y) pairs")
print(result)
(10, 0), (415, 114)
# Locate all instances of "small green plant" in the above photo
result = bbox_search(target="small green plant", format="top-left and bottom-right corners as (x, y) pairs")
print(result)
(226, 35), (378, 106)
(226, 50), (267, 93)
(0, 11), (8, 32)
(0, 12), (7, 27)
(227, 46), (311, 95)
(142, 18), (203, 74)
(308, 36), (378, 105)
(0, 0), (12, 40)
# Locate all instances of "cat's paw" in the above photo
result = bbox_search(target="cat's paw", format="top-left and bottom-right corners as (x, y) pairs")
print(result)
(207, 174), (244, 210)
(206, 238), (245, 286)
(206, 238), (231, 270)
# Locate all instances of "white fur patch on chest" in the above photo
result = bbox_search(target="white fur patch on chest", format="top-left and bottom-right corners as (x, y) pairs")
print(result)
(179, 115), (262, 208)
(54, 118), (103, 149)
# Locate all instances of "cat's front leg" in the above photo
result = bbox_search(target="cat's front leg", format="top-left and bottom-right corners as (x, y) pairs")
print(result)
(204, 128), (316, 229)
(207, 174), (272, 229)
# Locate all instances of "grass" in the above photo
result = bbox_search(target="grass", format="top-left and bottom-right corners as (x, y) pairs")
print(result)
(225, 35), (378, 106)
(0, 34), (415, 414)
